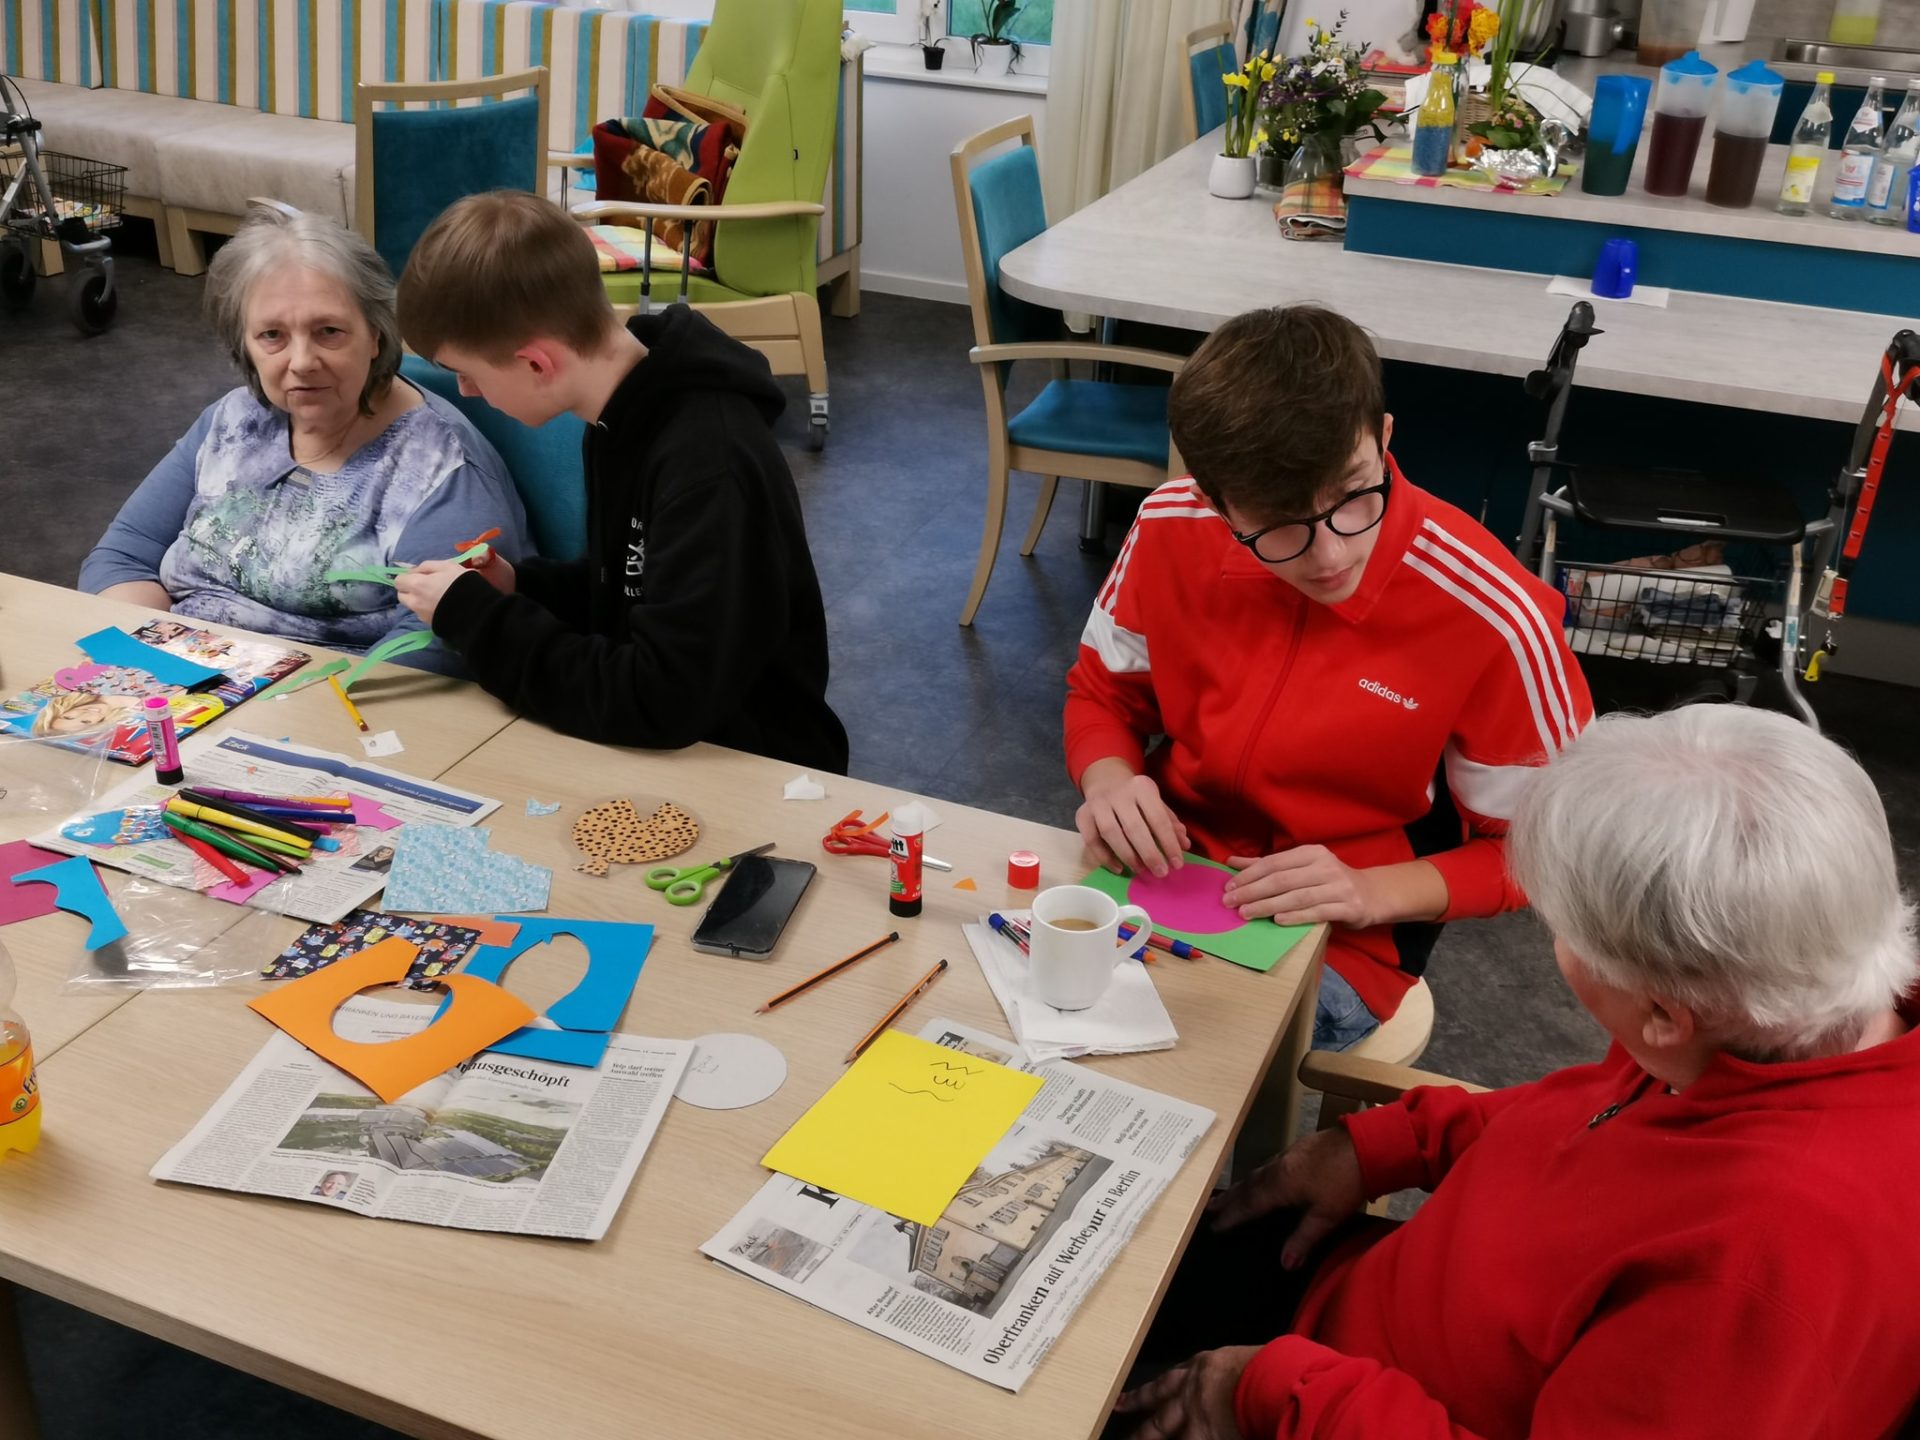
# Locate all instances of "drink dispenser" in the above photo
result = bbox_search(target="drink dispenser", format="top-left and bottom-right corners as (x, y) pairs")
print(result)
(1707, 60), (1784, 209)
(1643, 50), (1719, 197)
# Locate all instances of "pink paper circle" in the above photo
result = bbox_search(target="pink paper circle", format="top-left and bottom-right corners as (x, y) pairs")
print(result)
(1128, 865), (1240, 934)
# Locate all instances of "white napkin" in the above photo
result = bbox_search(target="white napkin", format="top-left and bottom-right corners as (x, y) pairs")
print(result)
(1547, 275), (1673, 309)
(962, 917), (1178, 1063)
(781, 772), (826, 800)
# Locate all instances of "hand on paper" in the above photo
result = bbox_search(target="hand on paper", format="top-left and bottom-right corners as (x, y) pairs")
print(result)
(1207, 1126), (1365, 1268)
(1076, 759), (1189, 879)
(1112, 1345), (1262, 1440)
(396, 554), (514, 625)
(1223, 845), (1381, 927)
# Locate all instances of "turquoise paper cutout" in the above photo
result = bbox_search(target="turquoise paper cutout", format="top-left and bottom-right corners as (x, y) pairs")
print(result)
(75, 627), (224, 688)
(437, 917), (654, 1067)
(10, 856), (128, 949)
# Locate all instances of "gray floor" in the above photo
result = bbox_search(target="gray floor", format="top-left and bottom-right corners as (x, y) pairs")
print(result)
(1, 235), (1915, 1438)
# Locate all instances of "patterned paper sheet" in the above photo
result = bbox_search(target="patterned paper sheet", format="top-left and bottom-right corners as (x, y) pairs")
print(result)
(382, 825), (552, 915)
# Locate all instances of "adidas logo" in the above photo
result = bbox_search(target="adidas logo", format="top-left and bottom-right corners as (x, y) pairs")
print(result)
(1359, 678), (1420, 712)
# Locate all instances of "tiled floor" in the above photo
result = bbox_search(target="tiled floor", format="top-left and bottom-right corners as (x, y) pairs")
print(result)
(2, 239), (1915, 1437)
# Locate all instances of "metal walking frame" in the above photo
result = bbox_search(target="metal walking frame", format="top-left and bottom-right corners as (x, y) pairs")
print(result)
(0, 74), (122, 334)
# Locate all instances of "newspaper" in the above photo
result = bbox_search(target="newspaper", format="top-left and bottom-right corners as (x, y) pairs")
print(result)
(701, 1017), (1215, 1391)
(151, 996), (692, 1241)
(32, 731), (500, 923)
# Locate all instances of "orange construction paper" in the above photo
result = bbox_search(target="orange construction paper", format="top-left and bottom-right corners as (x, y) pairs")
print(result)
(436, 916), (523, 947)
(247, 936), (536, 1103)
(952, 877), (978, 891)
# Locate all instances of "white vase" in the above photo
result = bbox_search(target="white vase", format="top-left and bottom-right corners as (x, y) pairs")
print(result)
(1208, 153), (1257, 199)
(974, 40), (1013, 78)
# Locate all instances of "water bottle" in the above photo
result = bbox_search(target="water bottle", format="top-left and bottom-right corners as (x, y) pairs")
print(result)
(0, 940), (41, 1156)
(1867, 88), (1920, 226)
(1828, 77), (1887, 219)
(1776, 72), (1833, 216)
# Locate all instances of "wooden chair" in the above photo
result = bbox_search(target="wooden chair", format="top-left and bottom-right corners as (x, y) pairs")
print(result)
(950, 116), (1188, 626)
(1180, 22), (1237, 144)
(353, 68), (548, 279)
(1321, 977), (1436, 1131)
(1305, 1032), (1480, 1214)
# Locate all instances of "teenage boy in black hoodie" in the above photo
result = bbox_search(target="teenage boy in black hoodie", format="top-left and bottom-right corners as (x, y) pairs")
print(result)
(393, 190), (848, 773)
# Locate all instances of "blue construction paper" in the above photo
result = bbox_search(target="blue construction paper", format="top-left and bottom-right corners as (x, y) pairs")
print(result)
(10, 856), (128, 949)
(383, 825), (552, 915)
(75, 627), (224, 688)
(437, 916), (653, 1067)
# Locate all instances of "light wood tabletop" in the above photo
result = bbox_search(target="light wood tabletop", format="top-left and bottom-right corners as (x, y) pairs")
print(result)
(997, 132), (1920, 433)
(0, 574), (518, 1057)
(0, 716), (1324, 1440)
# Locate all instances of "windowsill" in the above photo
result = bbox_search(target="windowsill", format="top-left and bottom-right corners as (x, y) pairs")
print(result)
(857, 42), (1049, 94)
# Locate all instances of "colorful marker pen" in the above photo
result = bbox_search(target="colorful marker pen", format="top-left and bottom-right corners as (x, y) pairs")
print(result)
(144, 694), (183, 784)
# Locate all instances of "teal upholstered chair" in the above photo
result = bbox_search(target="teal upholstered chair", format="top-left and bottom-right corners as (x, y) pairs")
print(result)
(950, 116), (1186, 626)
(354, 68), (547, 279)
(401, 355), (587, 561)
(1181, 22), (1236, 144)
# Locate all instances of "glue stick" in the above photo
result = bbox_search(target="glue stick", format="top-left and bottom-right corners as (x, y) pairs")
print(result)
(144, 694), (183, 785)
(888, 803), (926, 919)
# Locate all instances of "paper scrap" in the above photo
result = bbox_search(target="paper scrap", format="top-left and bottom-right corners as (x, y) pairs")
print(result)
(345, 793), (405, 832)
(359, 730), (405, 758)
(677, 1033), (787, 1109)
(1546, 274), (1672, 309)
(263, 910), (489, 987)
(952, 877), (978, 891)
(1082, 858), (1311, 973)
(75, 627), (225, 688)
(442, 917), (652, 1066)
(383, 824), (553, 914)
(248, 937), (536, 1103)
(323, 542), (491, 587)
(435, 916), (522, 947)
(257, 656), (350, 702)
(782, 772), (826, 801)
(341, 631), (438, 692)
(9, 855), (128, 949)
(0, 841), (76, 925)
(58, 806), (170, 847)
(761, 1030), (1042, 1225)
(526, 798), (562, 816)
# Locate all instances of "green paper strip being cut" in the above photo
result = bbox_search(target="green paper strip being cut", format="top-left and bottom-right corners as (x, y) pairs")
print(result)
(1081, 855), (1312, 973)
(256, 656), (351, 701)
(324, 542), (492, 589)
(341, 630), (438, 692)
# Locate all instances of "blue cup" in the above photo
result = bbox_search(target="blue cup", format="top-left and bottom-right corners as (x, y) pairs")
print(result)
(1583, 75), (1651, 196)
(1592, 237), (1638, 299)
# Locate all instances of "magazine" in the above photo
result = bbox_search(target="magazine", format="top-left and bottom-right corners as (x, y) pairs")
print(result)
(0, 620), (309, 764)
(701, 1017), (1215, 1391)
(151, 996), (692, 1241)
(32, 731), (500, 924)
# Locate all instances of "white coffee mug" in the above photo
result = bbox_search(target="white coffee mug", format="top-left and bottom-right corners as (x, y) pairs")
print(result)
(1029, 885), (1151, 1011)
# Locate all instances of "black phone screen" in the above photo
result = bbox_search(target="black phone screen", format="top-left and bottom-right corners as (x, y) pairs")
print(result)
(690, 855), (817, 958)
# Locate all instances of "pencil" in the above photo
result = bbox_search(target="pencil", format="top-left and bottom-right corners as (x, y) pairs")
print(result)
(757, 932), (900, 1013)
(844, 958), (949, 1064)
(327, 674), (371, 734)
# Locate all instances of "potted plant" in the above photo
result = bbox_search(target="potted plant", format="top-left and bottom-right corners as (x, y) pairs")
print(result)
(969, 0), (1023, 79)
(919, 0), (946, 70)
(1255, 14), (1389, 193)
(1211, 51), (1273, 197)
(1458, 0), (1566, 181)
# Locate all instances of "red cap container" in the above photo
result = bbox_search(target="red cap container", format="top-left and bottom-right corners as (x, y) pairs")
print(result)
(1007, 851), (1041, 889)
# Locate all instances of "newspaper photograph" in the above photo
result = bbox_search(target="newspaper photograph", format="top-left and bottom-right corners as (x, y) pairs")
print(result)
(33, 730), (499, 923)
(701, 1017), (1215, 1391)
(152, 997), (691, 1241)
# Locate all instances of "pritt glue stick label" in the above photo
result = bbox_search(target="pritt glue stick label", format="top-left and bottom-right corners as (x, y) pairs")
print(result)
(888, 828), (924, 917)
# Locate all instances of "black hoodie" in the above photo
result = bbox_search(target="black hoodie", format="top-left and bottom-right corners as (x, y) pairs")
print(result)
(434, 307), (849, 773)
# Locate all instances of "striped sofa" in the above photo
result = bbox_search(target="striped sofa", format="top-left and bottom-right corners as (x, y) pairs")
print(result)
(1, 0), (861, 310)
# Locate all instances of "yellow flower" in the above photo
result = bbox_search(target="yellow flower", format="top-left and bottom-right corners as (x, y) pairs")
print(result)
(1259, 59), (1277, 82)
(1469, 8), (1500, 49)
(1254, 128), (1269, 146)
(1224, 72), (1251, 90)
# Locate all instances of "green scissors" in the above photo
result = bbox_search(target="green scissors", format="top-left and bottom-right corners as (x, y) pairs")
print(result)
(646, 842), (776, 906)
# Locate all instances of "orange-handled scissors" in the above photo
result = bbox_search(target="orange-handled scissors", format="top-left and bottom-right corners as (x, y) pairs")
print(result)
(822, 810), (953, 872)
(456, 528), (502, 569)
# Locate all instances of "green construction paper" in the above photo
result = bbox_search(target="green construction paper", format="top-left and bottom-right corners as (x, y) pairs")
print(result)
(342, 631), (439, 692)
(323, 543), (492, 589)
(256, 656), (351, 701)
(1081, 856), (1312, 973)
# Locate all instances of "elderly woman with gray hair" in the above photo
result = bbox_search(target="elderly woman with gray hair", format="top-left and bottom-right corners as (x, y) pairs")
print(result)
(80, 205), (528, 667)
(1119, 704), (1920, 1440)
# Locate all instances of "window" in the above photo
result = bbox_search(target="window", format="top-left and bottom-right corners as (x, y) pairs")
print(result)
(842, 0), (919, 45)
(949, 0), (1053, 46)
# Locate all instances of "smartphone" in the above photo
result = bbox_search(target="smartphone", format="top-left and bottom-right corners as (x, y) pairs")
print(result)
(690, 854), (817, 959)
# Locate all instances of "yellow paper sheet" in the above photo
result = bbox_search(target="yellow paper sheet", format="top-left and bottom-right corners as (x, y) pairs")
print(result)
(761, 1030), (1043, 1225)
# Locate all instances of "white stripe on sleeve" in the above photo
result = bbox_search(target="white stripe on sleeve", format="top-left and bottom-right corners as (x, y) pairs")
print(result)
(1444, 743), (1538, 822)
(1081, 606), (1151, 674)
(1403, 552), (1558, 757)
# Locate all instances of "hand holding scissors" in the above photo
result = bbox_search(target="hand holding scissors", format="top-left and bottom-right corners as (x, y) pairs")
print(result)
(646, 842), (775, 905)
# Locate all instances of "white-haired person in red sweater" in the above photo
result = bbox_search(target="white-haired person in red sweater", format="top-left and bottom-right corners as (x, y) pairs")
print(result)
(1117, 703), (1920, 1439)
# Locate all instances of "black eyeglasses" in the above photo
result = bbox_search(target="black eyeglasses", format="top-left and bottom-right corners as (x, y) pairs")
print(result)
(1228, 470), (1392, 564)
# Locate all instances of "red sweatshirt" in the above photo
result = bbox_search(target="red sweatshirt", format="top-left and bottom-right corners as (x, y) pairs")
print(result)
(1064, 463), (1592, 1019)
(1236, 1028), (1920, 1438)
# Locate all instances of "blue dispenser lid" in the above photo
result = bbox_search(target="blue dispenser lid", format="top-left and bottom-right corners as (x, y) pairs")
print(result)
(1662, 49), (1719, 77)
(1726, 58), (1784, 91)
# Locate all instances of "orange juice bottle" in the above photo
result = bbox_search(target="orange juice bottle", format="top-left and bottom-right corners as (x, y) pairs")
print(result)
(0, 941), (41, 1155)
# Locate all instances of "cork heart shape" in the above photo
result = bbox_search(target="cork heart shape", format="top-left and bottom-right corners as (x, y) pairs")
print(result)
(571, 799), (699, 877)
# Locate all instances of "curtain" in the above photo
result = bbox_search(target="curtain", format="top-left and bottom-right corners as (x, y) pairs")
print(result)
(1040, 0), (1234, 228)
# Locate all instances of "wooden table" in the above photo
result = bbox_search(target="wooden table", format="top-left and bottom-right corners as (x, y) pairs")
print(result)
(0, 576), (519, 1060)
(0, 714), (1324, 1440)
(998, 133), (1920, 432)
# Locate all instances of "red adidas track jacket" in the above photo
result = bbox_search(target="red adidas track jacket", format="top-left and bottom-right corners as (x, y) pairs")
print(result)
(1063, 461), (1593, 1020)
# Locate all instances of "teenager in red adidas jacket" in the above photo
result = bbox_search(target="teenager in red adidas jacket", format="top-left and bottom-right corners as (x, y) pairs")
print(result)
(1116, 705), (1920, 1439)
(1066, 305), (1593, 1048)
